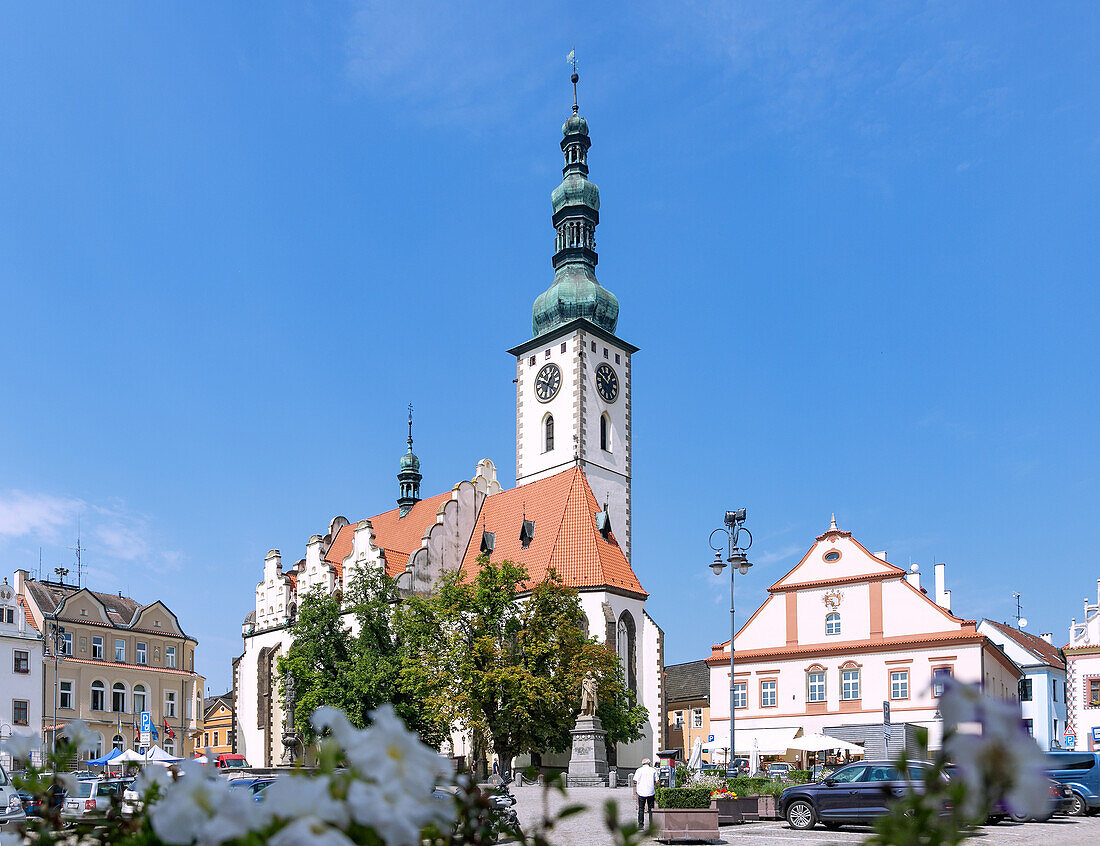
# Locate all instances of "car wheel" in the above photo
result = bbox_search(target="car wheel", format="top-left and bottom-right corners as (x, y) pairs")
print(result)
(786, 800), (817, 831)
(1070, 793), (1088, 817)
(1009, 811), (1030, 823)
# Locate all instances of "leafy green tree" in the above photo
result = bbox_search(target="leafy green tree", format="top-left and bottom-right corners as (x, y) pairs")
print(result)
(401, 554), (647, 776)
(278, 567), (445, 745)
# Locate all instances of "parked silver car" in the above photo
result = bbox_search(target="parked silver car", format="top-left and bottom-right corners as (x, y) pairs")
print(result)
(62, 777), (131, 819)
(0, 762), (28, 833)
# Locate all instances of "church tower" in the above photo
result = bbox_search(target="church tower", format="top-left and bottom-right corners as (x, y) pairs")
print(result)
(509, 70), (637, 562)
(397, 406), (421, 516)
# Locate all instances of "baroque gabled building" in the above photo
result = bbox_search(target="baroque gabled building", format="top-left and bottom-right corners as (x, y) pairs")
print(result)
(704, 521), (1021, 762)
(234, 81), (663, 772)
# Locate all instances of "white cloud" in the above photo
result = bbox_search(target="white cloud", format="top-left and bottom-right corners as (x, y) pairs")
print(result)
(0, 491), (84, 541)
(0, 490), (182, 578)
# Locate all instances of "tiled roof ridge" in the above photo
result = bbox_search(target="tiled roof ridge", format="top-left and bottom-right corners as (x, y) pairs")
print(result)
(542, 467), (583, 584)
(983, 619), (1064, 666)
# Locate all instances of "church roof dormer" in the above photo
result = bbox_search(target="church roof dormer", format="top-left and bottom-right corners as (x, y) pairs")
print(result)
(531, 59), (619, 338)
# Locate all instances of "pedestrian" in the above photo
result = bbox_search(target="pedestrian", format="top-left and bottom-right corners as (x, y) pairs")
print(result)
(632, 757), (658, 829)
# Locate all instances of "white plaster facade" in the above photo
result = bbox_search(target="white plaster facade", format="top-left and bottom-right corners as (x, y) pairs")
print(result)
(705, 522), (1021, 761)
(0, 575), (44, 767)
(977, 619), (1067, 750)
(1065, 580), (1100, 752)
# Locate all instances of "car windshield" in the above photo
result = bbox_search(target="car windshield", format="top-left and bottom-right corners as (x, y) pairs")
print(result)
(828, 765), (868, 784)
(72, 781), (96, 799)
(221, 759), (247, 768)
(0, 765), (8, 786)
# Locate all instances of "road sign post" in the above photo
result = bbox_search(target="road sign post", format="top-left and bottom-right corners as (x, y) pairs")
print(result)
(1065, 730), (1077, 749)
(140, 712), (152, 747)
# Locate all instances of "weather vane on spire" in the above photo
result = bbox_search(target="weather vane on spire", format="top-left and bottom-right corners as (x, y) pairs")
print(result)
(407, 403), (414, 447)
(567, 47), (579, 113)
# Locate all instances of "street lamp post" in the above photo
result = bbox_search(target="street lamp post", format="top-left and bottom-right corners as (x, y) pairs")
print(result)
(48, 619), (66, 755)
(709, 509), (753, 780)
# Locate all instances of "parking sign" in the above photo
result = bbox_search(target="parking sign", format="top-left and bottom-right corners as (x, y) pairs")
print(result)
(140, 712), (152, 733)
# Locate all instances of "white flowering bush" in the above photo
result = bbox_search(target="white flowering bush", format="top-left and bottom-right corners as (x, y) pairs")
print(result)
(1, 706), (648, 846)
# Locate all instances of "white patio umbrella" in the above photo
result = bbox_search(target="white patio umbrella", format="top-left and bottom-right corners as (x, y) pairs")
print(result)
(749, 738), (760, 776)
(785, 733), (863, 754)
(144, 745), (182, 763)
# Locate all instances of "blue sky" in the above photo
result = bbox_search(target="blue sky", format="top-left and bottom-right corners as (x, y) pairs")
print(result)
(1, 2), (1097, 695)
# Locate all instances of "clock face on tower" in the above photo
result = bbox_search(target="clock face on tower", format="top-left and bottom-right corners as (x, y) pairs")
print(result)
(535, 363), (562, 402)
(595, 363), (619, 403)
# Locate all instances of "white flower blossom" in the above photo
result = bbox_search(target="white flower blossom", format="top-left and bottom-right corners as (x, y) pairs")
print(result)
(149, 759), (265, 845)
(941, 680), (1050, 821)
(0, 730), (40, 760)
(263, 774), (348, 827)
(134, 764), (174, 796)
(268, 817), (355, 846)
(346, 780), (450, 846)
(64, 719), (97, 754)
(344, 704), (451, 794)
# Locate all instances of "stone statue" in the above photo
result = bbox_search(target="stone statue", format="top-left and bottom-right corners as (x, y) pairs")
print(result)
(281, 672), (300, 764)
(580, 672), (598, 717)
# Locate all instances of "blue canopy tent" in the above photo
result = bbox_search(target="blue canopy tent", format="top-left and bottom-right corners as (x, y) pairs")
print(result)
(87, 747), (123, 766)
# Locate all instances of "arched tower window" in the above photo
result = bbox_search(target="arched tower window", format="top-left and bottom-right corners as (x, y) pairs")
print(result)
(826, 612), (841, 636)
(544, 414), (554, 452)
(600, 413), (611, 452)
(112, 682), (127, 713)
(617, 610), (637, 693)
(90, 680), (105, 711)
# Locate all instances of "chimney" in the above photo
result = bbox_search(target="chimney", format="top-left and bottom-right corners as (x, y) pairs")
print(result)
(906, 566), (921, 591)
(14, 569), (28, 595)
(934, 562), (952, 612)
(1041, 633), (1053, 644)
(874, 551), (888, 561)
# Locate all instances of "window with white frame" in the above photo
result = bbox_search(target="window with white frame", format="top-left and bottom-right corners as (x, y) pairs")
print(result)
(60, 632), (72, 655)
(137, 642), (147, 665)
(91, 680), (106, 711)
(92, 636), (103, 659)
(164, 690), (177, 718)
(841, 668), (861, 700)
(761, 680), (778, 707)
(807, 671), (826, 703)
(166, 646), (176, 669)
(133, 684), (147, 714)
(890, 670), (909, 700)
(112, 682), (127, 713)
(163, 739), (175, 756)
(673, 710), (683, 729)
(59, 680), (74, 710)
(826, 612), (841, 635)
(932, 667), (952, 698)
(115, 639), (126, 662)
(733, 681), (747, 709)
(692, 708), (703, 728)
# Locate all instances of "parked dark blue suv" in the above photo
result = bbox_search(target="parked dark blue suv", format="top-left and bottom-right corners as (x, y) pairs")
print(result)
(779, 761), (933, 830)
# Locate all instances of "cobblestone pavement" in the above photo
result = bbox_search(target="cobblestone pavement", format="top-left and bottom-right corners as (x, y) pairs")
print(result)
(509, 784), (1100, 846)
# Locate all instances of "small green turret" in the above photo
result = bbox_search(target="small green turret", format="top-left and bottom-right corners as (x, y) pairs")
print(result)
(397, 405), (421, 516)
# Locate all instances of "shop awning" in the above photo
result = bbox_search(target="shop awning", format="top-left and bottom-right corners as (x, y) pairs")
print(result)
(705, 727), (801, 756)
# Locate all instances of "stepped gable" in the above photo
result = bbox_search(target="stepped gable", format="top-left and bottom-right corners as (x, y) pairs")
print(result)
(325, 490), (452, 578)
(460, 466), (646, 596)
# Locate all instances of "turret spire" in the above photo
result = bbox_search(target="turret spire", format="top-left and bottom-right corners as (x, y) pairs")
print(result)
(530, 57), (620, 338)
(397, 404), (422, 516)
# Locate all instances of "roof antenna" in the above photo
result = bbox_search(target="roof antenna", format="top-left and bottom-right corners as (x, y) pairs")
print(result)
(568, 47), (579, 113)
(69, 517), (85, 588)
(1013, 592), (1028, 629)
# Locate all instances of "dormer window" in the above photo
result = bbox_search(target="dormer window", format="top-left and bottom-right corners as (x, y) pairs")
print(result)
(480, 531), (496, 554)
(520, 520), (535, 549)
(595, 507), (612, 540)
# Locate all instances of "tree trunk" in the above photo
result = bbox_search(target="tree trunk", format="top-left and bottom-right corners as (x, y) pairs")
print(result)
(494, 742), (513, 782)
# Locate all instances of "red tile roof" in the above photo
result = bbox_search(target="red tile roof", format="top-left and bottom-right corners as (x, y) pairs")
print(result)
(459, 467), (646, 596)
(982, 619), (1065, 668)
(18, 596), (38, 632)
(325, 491), (452, 578)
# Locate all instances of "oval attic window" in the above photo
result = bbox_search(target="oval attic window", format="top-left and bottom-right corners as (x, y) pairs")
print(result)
(823, 551), (841, 562)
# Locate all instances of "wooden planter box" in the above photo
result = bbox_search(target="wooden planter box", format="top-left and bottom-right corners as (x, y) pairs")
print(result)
(710, 797), (748, 825)
(757, 795), (778, 820)
(652, 807), (720, 843)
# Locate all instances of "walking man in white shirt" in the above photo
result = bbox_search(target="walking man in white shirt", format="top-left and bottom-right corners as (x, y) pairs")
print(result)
(632, 757), (658, 828)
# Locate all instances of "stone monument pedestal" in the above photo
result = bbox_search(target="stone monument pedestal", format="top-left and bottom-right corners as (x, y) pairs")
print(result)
(567, 714), (609, 787)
